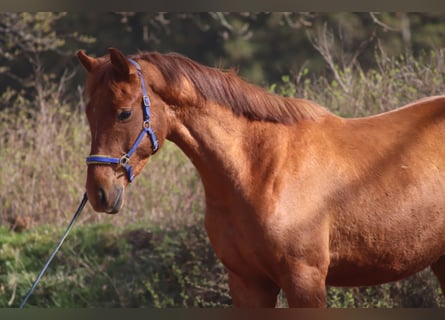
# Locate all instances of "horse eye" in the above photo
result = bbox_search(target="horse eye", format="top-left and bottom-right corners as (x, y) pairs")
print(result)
(118, 110), (132, 121)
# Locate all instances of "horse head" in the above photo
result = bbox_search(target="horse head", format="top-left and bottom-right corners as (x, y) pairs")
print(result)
(78, 48), (169, 213)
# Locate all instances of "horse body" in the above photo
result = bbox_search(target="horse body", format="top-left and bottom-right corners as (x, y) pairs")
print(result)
(78, 48), (445, 307)
(323, 100), (445, 286)
(175, 96), (445, 306)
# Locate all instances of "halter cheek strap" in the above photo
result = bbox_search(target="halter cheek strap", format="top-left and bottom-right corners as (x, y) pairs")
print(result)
(86, 58), (159, 183)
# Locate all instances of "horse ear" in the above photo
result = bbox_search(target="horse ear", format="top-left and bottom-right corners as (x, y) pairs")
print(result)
(108, 47), (134, 77)
(77, 50), (98, 72)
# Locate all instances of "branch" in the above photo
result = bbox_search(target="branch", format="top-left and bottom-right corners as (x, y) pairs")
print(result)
(369, 12), (400, 32)
(308, 24), (350, 93)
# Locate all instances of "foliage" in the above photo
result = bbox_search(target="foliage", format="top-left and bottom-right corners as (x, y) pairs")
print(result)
(272, 48), (445, 118)
(3, 13), (445, 89)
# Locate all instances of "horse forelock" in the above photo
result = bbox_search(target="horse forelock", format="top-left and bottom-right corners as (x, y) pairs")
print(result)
(136, 52), (329, 124)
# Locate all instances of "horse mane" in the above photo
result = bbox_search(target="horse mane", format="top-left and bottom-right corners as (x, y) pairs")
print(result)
(136, 52), (329, 125)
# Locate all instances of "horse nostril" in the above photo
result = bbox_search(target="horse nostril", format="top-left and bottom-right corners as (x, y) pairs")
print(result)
(98, 188), (107, 207)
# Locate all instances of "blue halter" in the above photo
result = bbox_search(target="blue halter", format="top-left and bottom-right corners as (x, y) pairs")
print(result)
(86, 59), (159, 183)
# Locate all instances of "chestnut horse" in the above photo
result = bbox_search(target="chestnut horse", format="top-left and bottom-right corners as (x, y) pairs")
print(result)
(78, 48), (445, 307)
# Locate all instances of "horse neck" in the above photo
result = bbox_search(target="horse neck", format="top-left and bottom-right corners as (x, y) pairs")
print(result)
(167, 101), (281, 202)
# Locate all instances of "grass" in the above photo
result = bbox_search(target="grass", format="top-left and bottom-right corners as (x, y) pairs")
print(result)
(1, 48), (445, 307)
(0, 222), (230, 308)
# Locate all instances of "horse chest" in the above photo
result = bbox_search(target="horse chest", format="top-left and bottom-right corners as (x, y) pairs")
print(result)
(204, 205), (277, 275)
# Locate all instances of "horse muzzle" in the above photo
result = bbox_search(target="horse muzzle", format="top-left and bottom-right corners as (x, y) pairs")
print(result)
(88, 183), (125, 214)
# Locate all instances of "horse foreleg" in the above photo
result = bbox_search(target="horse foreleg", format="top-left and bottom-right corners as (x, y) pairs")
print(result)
(431, 255), (445, 300)
(227, 270), (281, 307)
(281, 262), (328, 308)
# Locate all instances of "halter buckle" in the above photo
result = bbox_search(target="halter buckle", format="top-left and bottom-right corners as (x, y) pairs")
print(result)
(119, 154), (130, 167)
(143, 95), (150, 107)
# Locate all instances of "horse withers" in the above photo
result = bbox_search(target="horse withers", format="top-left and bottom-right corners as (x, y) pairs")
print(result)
(78, 47), (445, 307)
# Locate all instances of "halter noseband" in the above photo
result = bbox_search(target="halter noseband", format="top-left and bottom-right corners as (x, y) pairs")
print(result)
(86, 59), (159, 183)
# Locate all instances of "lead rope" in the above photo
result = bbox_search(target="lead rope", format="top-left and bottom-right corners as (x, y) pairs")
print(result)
(19, 192), (88, 308)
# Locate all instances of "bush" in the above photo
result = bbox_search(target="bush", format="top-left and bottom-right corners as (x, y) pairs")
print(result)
(272, 48), (445, 118)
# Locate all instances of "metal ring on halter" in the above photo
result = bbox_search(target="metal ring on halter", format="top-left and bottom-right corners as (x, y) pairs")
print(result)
(143, 119), (151, 130)
(119, 154), (130, 167)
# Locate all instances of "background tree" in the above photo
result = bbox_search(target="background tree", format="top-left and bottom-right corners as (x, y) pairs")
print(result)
(0, 12), (94, 114)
